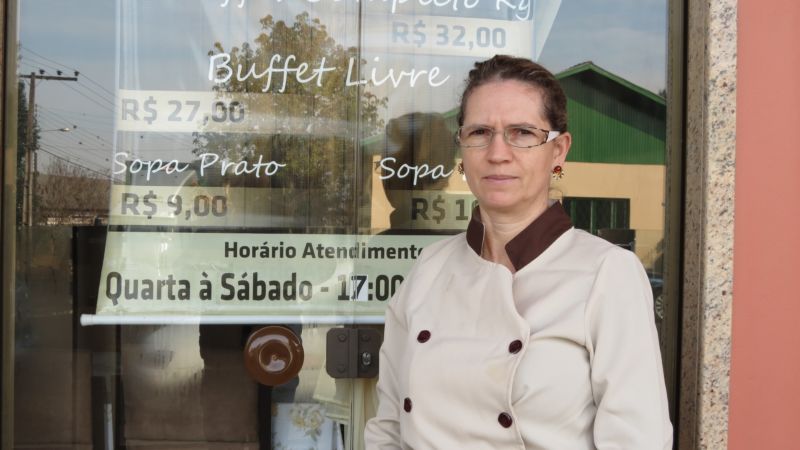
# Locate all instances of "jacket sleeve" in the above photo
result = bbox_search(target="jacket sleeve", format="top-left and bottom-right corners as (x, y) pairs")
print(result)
(363, 275), (411, 449)
(585, 249), (673, 450)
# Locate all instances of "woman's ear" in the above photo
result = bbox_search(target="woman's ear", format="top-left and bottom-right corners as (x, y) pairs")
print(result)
(553, 131), (571, 166)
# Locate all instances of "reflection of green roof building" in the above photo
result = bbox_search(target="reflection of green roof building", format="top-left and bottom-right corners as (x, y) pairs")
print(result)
(556, 61), (666, 165)
(422, 61), (667, 167)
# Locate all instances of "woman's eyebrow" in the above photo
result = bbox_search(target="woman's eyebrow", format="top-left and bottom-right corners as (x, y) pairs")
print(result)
(507, 122), (541, 128)
(463, 122), (539, 129)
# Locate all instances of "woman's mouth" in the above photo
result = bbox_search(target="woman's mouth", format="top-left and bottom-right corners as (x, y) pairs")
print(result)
(484, 174), (516, 182)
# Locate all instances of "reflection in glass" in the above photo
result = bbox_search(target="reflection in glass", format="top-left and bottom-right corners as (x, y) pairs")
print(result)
(9, 0), (671, 448)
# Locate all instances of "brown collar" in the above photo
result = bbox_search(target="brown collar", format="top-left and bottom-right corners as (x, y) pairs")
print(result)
(466, 202), (573, 271)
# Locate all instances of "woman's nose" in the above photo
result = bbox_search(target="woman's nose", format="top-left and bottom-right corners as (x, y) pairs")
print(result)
(485, 132), (513, 162)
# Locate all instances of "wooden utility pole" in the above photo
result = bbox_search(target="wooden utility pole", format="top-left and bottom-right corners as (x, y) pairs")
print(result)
(18, 72), (78, 225)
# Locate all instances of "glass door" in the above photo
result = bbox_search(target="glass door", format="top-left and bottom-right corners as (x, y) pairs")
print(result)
(5, 0), (675, 448)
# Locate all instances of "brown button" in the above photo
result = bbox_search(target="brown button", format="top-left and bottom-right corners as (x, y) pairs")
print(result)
(404, 398), (412, 412)
(508, 339), (523, 354)
(498, 412), (513, 428)
(417, 330), (431, 343)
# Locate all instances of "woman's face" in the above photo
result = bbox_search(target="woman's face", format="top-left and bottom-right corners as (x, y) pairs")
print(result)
(461, 79), (570, 219)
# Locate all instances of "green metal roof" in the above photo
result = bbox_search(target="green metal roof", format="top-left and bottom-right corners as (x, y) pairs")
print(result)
(557, 62), (666, 106)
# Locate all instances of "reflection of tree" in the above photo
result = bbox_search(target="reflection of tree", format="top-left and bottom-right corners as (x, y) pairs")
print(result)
(36, 160), (110, 225)
(195, 12), (387, 228)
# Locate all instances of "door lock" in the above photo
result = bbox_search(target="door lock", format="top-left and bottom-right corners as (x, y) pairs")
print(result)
(325, 327), (382, 379)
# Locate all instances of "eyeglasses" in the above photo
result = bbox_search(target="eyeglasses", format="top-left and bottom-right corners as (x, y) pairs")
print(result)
(455, 125), (561, 148)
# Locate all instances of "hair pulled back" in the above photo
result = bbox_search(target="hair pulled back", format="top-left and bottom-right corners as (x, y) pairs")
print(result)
(457, 55), (568, 132)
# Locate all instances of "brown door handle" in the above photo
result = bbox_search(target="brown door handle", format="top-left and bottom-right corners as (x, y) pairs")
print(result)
(243, 326), (304, 386)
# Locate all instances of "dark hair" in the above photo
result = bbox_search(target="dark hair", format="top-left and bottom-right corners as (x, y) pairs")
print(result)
(457, 55), (568, 132)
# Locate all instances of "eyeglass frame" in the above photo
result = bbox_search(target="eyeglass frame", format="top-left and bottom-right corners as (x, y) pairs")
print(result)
(454, 125), (562, 149)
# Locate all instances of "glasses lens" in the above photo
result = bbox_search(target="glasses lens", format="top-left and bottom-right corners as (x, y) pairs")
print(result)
(458, 126), (492, 147)
(506, 126), (548, 147)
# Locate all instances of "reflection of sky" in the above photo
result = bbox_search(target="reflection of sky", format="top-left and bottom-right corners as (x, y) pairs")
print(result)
(539, 0), (667, 93)
(19, 0), (666, 169)
(19, 0), (117, 175)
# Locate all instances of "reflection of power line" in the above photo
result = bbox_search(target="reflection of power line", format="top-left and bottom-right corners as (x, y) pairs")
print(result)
(37, 112), (113, 157)
(40, 147), (109, 180)
(21, 49), (124, 123)
(58, 80), (115, 112)
(19, 71), (79, 226)
(20, 54), (66, 78)
(40, 105), (114, 124)
(21, 47), (196, 149)
(38, 107), (112, 141)
(36, 103), (111, 167)
(19, 62), (42, 74)
(40, 143), (108, 171)
(44, 144), (108, 153)
(20, 66), (116, 114)
(37, 114), (117, 165)
(38, 147), (112, 179)
(53, 142), (109, 161)
(20, 45), (115, 97)
(40, 154), (105, 183)
(71, 80), (118, 109)
(50, 89), (194, 147)
(45, 147), (108, 158)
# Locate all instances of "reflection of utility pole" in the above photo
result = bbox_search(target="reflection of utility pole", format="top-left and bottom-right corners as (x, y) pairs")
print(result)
(19, 71), (78, 226)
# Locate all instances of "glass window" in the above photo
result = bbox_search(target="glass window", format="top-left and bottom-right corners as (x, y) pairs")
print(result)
(5, 0), (674, 447)
(564, 197), (631, 235)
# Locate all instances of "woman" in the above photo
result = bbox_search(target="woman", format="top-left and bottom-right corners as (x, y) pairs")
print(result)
(364, 55), (672, 449)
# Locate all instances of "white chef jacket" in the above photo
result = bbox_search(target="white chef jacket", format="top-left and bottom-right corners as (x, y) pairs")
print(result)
(364, 203), (673, 449)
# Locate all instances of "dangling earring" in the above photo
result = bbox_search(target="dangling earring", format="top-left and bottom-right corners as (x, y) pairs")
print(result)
(552, 165), (564, 180)
(457, 162), (465, 181)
